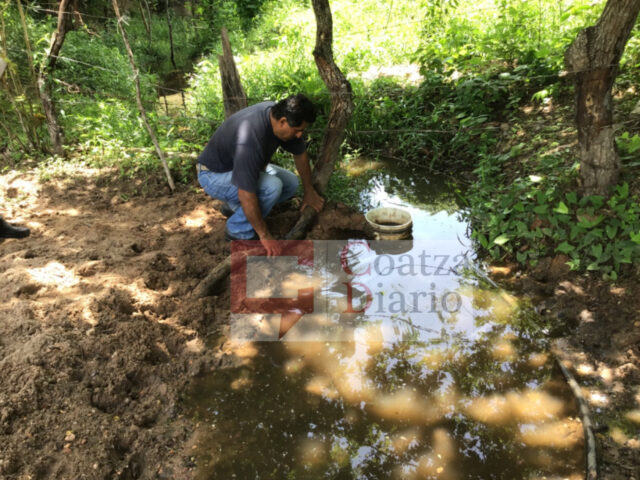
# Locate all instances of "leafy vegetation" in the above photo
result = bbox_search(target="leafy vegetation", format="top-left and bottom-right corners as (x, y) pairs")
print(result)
(1, 0), (640, 277)
(466, 138), (640, 280)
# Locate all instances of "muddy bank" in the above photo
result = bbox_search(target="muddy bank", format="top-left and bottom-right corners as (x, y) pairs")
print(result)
(493, 260), (640, 479)
(0, 167), (368, 479)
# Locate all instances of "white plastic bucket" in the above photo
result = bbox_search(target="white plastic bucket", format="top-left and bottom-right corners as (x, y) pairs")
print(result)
(365, 207), (413, 240)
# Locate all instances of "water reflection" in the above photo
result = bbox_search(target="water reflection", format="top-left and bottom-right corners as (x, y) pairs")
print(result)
(185, 172), (584, 478)
(186, 288), (583, 479)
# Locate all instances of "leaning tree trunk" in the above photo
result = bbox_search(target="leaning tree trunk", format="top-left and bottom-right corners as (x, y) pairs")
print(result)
(218, 27), (247, 118)
(565, 0), (640, 196)
(285, 0), (354, 240)
(15, 0), (36, 80)
(193, 0), (354, 298)
(165, 0), (186, 108)
(112, 0), (176, 191)
(138, 0), (151, 44)
(37, 0), (73, 156)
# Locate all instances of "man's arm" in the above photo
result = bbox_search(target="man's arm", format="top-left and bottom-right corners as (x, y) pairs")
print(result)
(293, 152), (325, 212)
(237, 189), (281, 256)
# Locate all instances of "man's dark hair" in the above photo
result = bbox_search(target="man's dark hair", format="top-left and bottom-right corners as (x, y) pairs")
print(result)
(271, 94), (316, 127)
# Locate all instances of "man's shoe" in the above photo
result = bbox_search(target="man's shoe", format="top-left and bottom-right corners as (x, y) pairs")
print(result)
(224, 229), (258, 241)
(0, 218), (30, 239)
(216, 202), (234, 218)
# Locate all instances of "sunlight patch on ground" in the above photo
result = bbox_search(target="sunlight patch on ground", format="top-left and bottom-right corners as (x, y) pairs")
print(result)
(280, 272), (324, 297)
(556, 281), (585, 296)
(27, 261), (78, 289)
(0, 176), (40, 202)
(518, 418), (583, 448)
(491, 338), (516, 361)
(576, 362), (595, 376)
(529, 475), (582, 480)
(413, 429), (456, 479)
(595, 365), (614, 385)
(185, 338), (204, 354)
(230, 373), (253, 391)
(180, 207), (213, 230)
(420, 348), (459, 370)
(283, 356), (305, 375)
(126, 281), (159, 306)
(353, 64), (424, 86)
(81, 297), (97, 326)
(57, 208), (81, 217)
(156, 92), (190, 116)
(370, 389), (442, 424)
(610, 427), (631, 445)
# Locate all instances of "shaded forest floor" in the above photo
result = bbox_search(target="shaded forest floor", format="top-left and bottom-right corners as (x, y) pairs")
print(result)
(0, 157), (638, 478)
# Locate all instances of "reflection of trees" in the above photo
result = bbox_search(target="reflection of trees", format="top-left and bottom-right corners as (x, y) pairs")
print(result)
(366, 169), (464, 215)
(185, 284), (583, 479)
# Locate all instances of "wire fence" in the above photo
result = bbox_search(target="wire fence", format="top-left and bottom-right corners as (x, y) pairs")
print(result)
(2, 5), (639, 149)
(5, 37), (634, 102)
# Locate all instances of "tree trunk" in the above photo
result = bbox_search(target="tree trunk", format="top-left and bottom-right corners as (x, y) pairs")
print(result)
(37, 0), (73, 156)
(143, 0), (153, 43)
(193, 0), (354, 298)
(218, 27), (247, 118)
(285, 0), (354, 240)
(564, 0), (640, 196)
(138, 0), (151, 43)
(166, 0), (177, 71)
(165, 0), (186, 109)
(112, 0), (176, 192)
(15, 0), (36, 80)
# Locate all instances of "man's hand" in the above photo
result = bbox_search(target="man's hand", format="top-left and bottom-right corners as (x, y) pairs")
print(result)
(301, 187), (325, 213)
(258, 231), (283, 257)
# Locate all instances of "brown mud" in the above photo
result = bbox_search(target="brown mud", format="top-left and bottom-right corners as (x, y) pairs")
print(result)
(0, 167), (367, 479)
(1, 166), (638, 479)
(494, 259), (640, 479)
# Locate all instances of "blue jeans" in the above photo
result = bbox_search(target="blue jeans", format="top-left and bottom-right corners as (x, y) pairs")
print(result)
(198, 164), (299, 239)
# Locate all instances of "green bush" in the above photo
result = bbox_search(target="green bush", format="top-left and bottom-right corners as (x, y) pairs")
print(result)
(466, 146), (640, 280)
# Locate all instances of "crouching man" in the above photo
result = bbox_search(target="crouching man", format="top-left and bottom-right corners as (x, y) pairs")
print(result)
(196, 94), (324, 255)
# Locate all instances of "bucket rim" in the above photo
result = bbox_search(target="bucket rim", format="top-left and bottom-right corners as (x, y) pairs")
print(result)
(365, 207), (413, 232)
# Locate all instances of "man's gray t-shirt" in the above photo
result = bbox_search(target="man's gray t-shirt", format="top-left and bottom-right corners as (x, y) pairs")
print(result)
(197, 101), (306, 193)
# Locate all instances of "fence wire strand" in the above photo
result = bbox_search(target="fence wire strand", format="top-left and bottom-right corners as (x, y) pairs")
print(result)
(2, 8), (639, 143)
